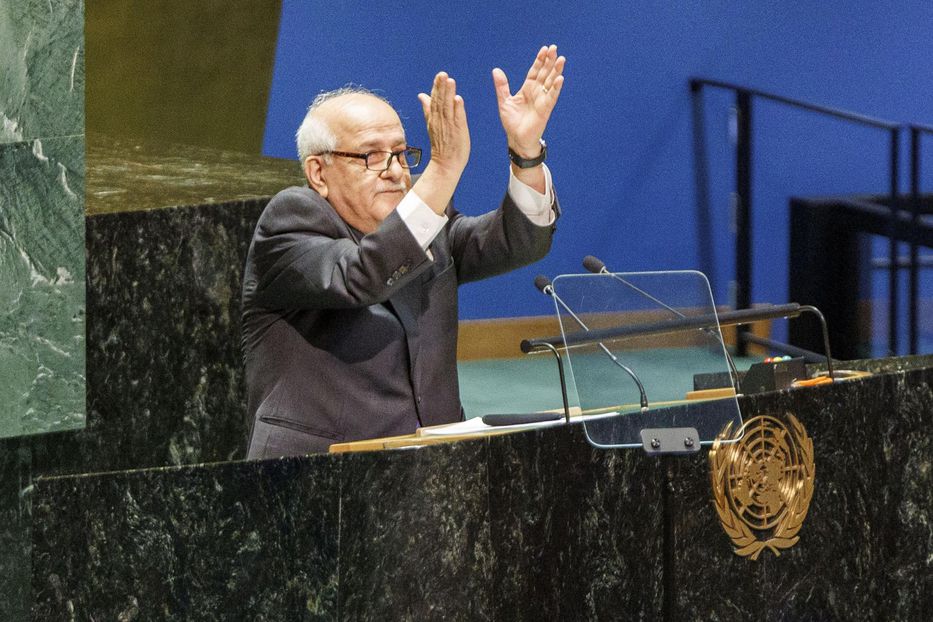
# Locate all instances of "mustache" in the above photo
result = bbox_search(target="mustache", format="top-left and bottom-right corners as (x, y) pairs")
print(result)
(379, 182), (409, 194)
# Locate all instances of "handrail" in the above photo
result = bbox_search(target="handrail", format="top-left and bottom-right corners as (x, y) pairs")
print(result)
(691, 77), (922, 356)
(908, 122), (933, 135)
(690, 78), (900, 130)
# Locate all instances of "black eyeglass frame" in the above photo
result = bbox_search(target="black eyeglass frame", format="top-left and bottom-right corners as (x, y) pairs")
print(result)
(326, 147), (423, 172)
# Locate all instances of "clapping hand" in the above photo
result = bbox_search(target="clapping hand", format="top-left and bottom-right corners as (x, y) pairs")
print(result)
(418, 72), (471, 178)
(493, 45), (566, 158)
(414, 72), (471, 215)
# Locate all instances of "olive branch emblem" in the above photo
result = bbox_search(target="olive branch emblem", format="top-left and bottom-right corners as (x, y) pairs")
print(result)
(709, 414), (815, 560)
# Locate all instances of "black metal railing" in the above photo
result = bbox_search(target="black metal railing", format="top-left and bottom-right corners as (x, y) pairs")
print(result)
(691, 78), (929, 355)
(908, 123), (933, 353)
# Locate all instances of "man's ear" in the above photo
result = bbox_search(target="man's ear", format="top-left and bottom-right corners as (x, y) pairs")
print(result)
(304, 156), (328, 198)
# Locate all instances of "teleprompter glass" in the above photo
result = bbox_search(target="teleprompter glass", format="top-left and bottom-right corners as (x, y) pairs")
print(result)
(550, 271), (742, 449)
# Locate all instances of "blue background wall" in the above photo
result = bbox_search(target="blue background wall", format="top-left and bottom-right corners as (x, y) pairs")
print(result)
(262, 1), (933, 336)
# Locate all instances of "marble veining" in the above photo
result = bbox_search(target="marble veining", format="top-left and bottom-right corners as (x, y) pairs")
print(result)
(32, 454), (341, 621)
(338, 440), (494, 620)
(0, 136), (85, 439)
(0, 0), (84, 144)
(2, 136), (302, 471)
(0, 0), (84, 617)
(486, 427), (665, 620)
(0, 443), (31, 621)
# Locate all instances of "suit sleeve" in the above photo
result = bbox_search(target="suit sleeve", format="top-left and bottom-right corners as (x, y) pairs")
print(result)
(248, 187), (432, 310)
(447, 188), (560, 285)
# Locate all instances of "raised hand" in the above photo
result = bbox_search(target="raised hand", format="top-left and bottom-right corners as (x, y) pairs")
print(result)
(418, 72), (471, 177)
(413, 72), (471, 215)
(493, 45), (566, 158)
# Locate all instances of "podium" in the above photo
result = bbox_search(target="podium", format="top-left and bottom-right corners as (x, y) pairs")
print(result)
(30, 354), (932, 620)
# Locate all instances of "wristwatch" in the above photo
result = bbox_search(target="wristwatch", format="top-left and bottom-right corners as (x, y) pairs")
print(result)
(508, 138), (547, 169)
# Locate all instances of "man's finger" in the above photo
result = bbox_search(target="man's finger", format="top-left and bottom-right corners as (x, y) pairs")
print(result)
(454, 94), (467, 128)
(554, 55), (566, 77)
(552, 74), (565, 96)
(492, 68), (511, 107)
(418, 93), (431, 122)
(445, 77), (457, 116)
(525, 46), (547, 82)
(432, 72), (448, 115)
(542, 56), (565, 91)
(544, 75), (565, 107)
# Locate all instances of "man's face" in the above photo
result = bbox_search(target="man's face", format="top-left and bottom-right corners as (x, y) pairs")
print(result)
(313, 94), (412, 234)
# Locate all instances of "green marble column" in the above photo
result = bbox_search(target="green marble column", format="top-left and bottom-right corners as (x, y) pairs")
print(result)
(0, 1), (84, 619)
(0, 0), (85, 439)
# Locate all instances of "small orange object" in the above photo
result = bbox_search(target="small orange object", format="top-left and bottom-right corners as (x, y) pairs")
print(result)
(793, 376), (834, 387)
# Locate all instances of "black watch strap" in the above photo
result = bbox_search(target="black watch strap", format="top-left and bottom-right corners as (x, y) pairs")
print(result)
(508, 139), (547, 169)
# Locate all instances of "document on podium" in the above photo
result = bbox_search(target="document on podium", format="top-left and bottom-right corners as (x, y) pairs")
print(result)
(416, 409), (613, 438)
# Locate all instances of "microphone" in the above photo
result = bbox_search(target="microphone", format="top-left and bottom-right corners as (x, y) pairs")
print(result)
(584, 255), (704, 318)
(534, 275), (649, 412)
(534, 274), (554, 296)
(582, 256), (741, 388)
(582, 255), (606, 274)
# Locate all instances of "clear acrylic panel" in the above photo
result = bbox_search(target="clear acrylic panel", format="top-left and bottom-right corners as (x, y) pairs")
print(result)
(551, 271), (742, 448)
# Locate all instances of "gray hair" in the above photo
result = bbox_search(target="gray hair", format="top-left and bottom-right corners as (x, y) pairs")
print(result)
(294, 85), (392, 163)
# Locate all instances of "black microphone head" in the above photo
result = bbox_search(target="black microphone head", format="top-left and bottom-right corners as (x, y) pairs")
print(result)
(582, 255), (606, 274)
(534, 274), (552, 293)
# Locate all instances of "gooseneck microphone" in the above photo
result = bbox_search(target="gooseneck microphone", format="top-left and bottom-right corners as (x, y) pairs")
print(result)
(582, 255), (741, 387)
(535, 275), (650, 412)
(533, 274), (556, 297)
(584, 255), (715, 320)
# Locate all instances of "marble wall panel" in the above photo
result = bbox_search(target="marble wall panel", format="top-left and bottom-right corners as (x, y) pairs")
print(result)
(337, 440), (493, 621)
(2, 135), (296, 619)
(26, 359), (932, 620)
(23, 199), (266, 476)
(486, 426), (666, 620)
(0, 136), (85, 439)
(0, 0), (84, 144)
(667, 368), (933, 621)
(32, 454), (341, 621)
(0, 0), (84, 616)
(878, 369), (933, 620)
(0, 440), (30, 620)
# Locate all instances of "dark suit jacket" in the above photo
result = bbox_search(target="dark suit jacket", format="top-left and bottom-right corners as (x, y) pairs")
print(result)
(242, 184), (557, 458)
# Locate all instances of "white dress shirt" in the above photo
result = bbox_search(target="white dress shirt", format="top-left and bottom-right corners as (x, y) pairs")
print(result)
(396, 164), (555, 251)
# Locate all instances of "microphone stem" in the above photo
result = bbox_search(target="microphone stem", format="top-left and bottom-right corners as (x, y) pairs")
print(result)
(548, 289), (650, 411)
(599, 268), (741, 391)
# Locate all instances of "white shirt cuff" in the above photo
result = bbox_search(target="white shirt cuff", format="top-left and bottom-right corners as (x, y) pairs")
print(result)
(508, 163), (555, 226)
(397, 189), (449, 251)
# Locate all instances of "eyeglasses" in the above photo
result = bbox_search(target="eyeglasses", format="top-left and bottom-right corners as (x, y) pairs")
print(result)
(326, 147), (423, 172)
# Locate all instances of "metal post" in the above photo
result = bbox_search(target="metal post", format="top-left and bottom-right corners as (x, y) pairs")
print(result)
(909, 127), (920, 354)
(735, 91), (753, 356)
(690, 80), (716, 288)
(887, 129), (900, 355)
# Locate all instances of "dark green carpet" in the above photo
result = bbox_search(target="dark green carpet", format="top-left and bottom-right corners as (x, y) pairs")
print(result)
(458, 351), (761, 419)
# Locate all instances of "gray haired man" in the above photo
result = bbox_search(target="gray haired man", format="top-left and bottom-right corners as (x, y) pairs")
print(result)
(243, 46), (566, 458)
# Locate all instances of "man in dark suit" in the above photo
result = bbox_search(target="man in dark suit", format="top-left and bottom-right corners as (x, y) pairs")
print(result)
(243, 46), (566, 458)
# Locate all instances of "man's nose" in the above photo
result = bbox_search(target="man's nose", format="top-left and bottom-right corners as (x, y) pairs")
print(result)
(381, 154), (405, 180)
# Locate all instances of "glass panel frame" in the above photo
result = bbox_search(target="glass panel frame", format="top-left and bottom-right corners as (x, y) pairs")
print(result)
(551, 270), (742, 449)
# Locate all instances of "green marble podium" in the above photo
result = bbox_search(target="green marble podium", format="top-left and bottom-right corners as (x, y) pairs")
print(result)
(30, 355), (933, 620)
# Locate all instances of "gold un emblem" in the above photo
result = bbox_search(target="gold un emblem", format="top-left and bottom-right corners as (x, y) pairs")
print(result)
(709, 414), (815, 560)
